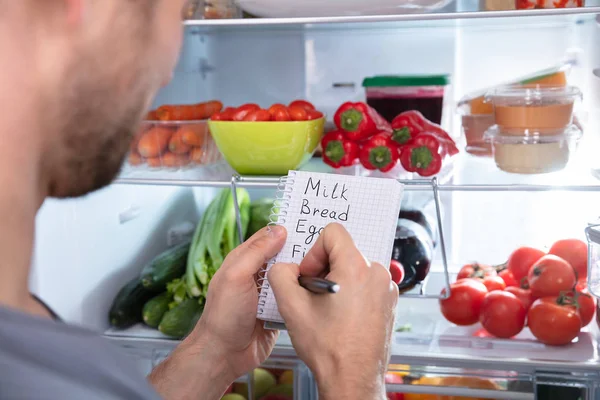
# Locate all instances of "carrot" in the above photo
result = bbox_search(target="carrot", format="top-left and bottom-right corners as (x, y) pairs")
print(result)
(162, 152), (190, 168)
(156, 101), (223, 121)
(190, 147), (206, 164)
(137, 127), (173, 158)
(146, 110), (159, 120)
(146, 157), (163, 168)
(179, 124), (206, 147)
(169, 130), (192, 155)
(128, 152), (144, 166)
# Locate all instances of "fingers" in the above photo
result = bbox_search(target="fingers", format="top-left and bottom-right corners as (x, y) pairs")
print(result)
(299, 223), (368, 280)
(222, 226), (287, 276)
(268, 262), (309, 317)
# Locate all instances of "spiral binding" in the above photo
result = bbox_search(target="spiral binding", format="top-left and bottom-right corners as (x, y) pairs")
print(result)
(257, 172), (296, 316)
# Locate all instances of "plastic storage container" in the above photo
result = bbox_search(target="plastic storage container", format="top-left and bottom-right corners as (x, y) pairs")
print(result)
(485, 86), (581, 136)
(586, 225), (600, 298)
(484, 124), (581, 174)
(128, 120), (222, 170)
(363, 75), (450, 124)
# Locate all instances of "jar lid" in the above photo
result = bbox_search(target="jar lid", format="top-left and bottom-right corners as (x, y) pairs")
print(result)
(485, 85), (581, 105)
(484, 124), (582, 144)
(362, 75), (450, 88)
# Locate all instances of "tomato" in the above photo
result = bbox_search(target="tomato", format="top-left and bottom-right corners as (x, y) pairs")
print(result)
(288, 105), (308, 121)
(232, 103), (260, 121)
(498, 269), (519, 287)
(306, 110), (324, 120)
(505, 286), (534, 311)
(272, 108), (291, 121)
(439, 279), (488, 326)
(479, 291), (526, 338)
(389, 260), (404, 285)
(548, 239), (588, 281)
(507, 246), (546, 280)
(243, 109), (272, 122)
(472, 327), (495, 338)
(528, 255), (576, 298)
(457, 263), (497, 281)
(288, 100), (315, 111)
(567, 285), (596, 327)
(482, 276), (506, 292)
(528, 296), (581, 345)
(267, 103), (287, 116)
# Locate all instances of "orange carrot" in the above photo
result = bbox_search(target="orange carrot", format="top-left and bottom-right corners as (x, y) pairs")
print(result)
(190, 147), (206, 164)
(137, 127), (173, 158)
(179, 124), (206, 147)
(169, 130), (192, 155)
(156, 101), (223, 121)
(162, 152), (190, 168)
(128, 152), (144, 166)
(146, 157), (163, 168)
(146, 110), (159, 120)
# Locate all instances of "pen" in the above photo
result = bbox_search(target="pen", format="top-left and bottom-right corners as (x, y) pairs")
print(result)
(298, 276), (340, 294)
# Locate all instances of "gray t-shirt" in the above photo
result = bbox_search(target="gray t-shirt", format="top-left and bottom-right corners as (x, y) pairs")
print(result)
(0, 306), (162, 400)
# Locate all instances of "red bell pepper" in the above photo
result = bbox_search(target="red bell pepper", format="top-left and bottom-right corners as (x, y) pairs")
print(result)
(399, 134), (442, 177)
(359, 133), (398, 172)
(390, 113), (422, 146)
(321, 130), (359, 169)
(392, 111), (459, 156)
(334, 102), (391, 141)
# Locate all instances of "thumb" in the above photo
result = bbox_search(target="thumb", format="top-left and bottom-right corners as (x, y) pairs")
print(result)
(268, 263), (309, 318)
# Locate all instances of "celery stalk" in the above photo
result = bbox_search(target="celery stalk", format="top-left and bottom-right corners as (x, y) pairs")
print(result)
(186, 195), (216, 297)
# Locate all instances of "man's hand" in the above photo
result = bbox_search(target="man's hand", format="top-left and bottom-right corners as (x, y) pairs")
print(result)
(268, 223), (398, 400)
(149, 226), (287, 400)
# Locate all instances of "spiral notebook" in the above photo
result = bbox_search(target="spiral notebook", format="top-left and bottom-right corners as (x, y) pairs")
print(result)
(257, 170), (404, 326)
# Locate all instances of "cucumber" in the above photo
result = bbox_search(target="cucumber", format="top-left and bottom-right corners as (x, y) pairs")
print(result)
(142, 292), (172, 329)
(140, 241), (191, 291)
(158, 298), (203, 339)
(109, 277), (156, 329)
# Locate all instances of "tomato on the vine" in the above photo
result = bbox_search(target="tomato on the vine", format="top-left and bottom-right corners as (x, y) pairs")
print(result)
(479, 291), (526, 338)
(457, 263), (496, 281)
(528, 296), (581, 346)
(440, 280), (488, 326)
(507, 247), (546, 280)
(505, 286), (534, 311)
(528, 255), (576, 298)
(548, 239), (588, 281)
(482, 276), (506, 292)
(498, 269), (519, 287)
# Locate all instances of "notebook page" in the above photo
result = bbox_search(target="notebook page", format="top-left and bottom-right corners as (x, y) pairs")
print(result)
(257, 170), (404, 324)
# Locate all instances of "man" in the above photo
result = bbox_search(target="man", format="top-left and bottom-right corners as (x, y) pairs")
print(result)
(0, 1), (399, 399)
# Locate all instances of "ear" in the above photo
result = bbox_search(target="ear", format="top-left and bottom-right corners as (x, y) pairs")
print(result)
(63, 0), (84, 26)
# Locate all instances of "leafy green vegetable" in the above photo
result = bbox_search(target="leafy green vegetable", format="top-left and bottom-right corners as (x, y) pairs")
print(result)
(246, 198), (276, 239)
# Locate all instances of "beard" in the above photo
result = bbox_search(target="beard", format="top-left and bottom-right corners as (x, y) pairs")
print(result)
(45, 50), (157, 199)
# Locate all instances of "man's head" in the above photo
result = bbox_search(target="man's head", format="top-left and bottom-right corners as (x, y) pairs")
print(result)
(5, 0), (187, 198)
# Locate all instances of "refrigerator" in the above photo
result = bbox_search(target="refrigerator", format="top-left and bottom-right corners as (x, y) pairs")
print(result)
(29, 2), (600, 399)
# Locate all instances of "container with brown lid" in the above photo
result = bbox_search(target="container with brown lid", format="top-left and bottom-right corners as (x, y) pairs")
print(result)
(485, 86), (581, 136)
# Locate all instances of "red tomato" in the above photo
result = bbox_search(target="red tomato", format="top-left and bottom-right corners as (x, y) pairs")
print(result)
(288, 106), (308, 121)
(528, 297), (581, 345)
(548, 239), (588, 281)
(232, 103), (260, 121)
(389, 260), (404, 285)
(267, 103), (287, 116)
(243, 109), (272, 122)
(457, 263), (497, 281)
(288, 100), (315, 111)
(439, 280), (488, 326)
(498, 269), (519, 287)
(482, 276), (506, 292)
(528, 255), (577, 298)
(272, 108), (291, 121)
(479, 291), (526, 338)
(507, 247), (546, 280)
(211, 107), (236, 121)
(472, 327), (495, 338)
(568, 285), (596, 327)
(505, 286), (534, 311)
(306, 110), (324, 120)
(385, 373), (404, 400)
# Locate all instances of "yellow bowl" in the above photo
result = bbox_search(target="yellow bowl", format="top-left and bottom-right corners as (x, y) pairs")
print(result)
(208, 118), (325, 175)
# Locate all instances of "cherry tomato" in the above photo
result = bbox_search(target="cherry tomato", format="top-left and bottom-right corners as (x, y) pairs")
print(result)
(480, 291), (526, 338)
(528, 255), (576, 298)
(472, 328), (495, 338)
(267, 103), (287, 117)
(306, 110), (324, 120)
(457, 263), (497, 281)
(288, 100), (315, 111)
(482, 276), (506, 292)
(211, 107), (236, 121)
(567, 285), (596, 327)
(272, 108), (291, 121)
(439, 279), (488, 326)
(528, 296), (581, 345)
(498, 269), (519, 287)
(288, 105), (308, 121)
(507, 247), (546, 280)
(548, 239), (588, 281)
(243, 109), (272, 122)
(505, 286), (534, 311)
(389, 260), (404, 285)
(232, 103), (260, 121)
